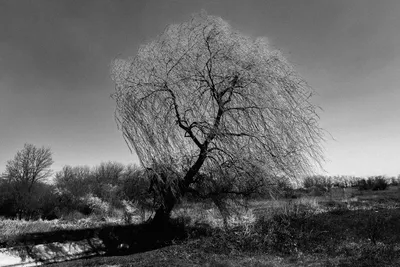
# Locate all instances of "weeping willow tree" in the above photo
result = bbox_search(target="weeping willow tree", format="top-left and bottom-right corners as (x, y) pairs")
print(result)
(111, 12), (324, 226)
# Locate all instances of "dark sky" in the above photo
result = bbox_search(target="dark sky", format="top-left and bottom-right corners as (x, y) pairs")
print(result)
(1, 0), (400, 177)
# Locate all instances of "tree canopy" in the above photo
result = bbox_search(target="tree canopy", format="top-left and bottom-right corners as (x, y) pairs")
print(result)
(1, 143), (53, 219)
(111, 13), (324, 224)
(2, 143), (53, 190)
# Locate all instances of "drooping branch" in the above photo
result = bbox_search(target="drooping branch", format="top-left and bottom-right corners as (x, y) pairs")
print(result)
(111, 12), (325, 223)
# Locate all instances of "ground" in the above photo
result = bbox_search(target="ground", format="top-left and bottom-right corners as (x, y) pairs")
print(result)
(1, 186), (400, 267)
(45, 242), (323, 267)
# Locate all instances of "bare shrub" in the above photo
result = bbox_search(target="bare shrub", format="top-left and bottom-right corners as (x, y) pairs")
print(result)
(358, 176), (389, 191)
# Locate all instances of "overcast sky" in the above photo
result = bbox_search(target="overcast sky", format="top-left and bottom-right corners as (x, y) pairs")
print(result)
(1, 0), (399, 177)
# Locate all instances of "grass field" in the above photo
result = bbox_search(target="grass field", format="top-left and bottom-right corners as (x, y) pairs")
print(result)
(1, 186), (400, 267)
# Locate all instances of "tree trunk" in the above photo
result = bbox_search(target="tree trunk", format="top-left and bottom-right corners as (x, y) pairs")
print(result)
(151, 206), (173, 228)
(150, 150), (209, 228)
(151, 187), (177, 228)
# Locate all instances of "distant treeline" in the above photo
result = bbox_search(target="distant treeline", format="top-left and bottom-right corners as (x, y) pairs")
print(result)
(0, 160), (398, 221)
(302, 175), (399, 192)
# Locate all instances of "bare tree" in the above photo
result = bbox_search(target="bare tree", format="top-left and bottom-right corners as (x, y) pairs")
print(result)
(3, 143), (53, 191)
(2, 143), (53, 218)
(111, 12), (324, 226)
(55, 165), (91, 198)
(119, 164), (152, 222)
(92, 161), (125, 186)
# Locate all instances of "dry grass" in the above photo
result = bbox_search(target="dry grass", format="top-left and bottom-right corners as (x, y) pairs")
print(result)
(0, 217), (125, 245)
(3, 186), (400, 266)
(172, 201), (256, 228)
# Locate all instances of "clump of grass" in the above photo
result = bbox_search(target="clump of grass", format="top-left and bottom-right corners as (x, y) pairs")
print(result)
(253, 197), (322, 220)
(337, 241), (400, 267)
(60, 210), (87, 222)
(191, 196), (400, 260)
(192, 198), (324, 255)
(172, 200), (251, 228)
(253, 199), (322, 254)
(357, 176), (389, 191)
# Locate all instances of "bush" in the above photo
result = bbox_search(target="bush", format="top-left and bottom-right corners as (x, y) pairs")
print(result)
(358, 176), (388, 191)
(357, 179), (369, 191)
(0, 181), (18, 218)
(254, 200), (319, 254)
(60, 210), (86, 222)
(275, 178), (295, 198)
(0, 181), (60, 220)
(200, 199), (321, 255)
(118, 165), (153, 211)
(200, 201), (318, 255)
(36, 185), (60, 220)
(82, 194), (110, 218)
(303, 175), (332, 193)
(54, 166), (92, 199)
(308, 186), (325, 196)
(390, 177), (400, 186)
(371, 176), (388, 191)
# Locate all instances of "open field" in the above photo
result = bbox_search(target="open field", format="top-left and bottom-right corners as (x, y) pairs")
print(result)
(1, 186), (400, 267)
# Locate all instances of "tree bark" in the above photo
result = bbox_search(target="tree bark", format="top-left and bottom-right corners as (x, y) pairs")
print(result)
(151, 150), (209, 228)
(151, 187), (177, 228)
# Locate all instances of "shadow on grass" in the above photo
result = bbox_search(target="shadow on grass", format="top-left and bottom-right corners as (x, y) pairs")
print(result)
(0, 220), (199, 265)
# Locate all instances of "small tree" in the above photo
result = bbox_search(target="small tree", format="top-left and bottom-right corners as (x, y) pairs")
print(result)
(55, 165), (91, 199)
(119, 164), (152, 221)
(92, 162), (124, 186)
(90, 162), (125, 203)
(111, 12), (324, 226)
(2, 143), (53, 219)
